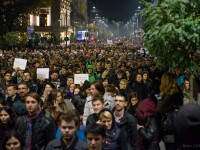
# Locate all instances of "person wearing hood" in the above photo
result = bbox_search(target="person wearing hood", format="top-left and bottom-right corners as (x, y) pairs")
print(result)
(99, 108), (128, 150)
(136, 98), (160, 150)
(87, 65), (97, 83)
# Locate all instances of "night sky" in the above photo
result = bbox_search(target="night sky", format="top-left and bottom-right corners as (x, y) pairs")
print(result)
(90, 0), (140, 22)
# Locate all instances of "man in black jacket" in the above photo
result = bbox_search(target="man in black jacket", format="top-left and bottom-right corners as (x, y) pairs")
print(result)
(113, 93), (138, 150)
(86, 96), (104, 125)
(15, 92), (56, 149)
(2, 84), (25, 116)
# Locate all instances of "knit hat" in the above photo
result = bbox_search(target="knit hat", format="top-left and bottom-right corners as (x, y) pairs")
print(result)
(175, 104), (200, 144)
(82, 80), (91, 91)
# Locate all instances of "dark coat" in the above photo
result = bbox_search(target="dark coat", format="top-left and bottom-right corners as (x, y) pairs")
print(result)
(103, 126), (127, 150)
(71, 92), (86, 115)
(45, 136), (88, 150)
(26, 80), (38, 93)
(157, 91), (183, 115)
(12, 98), (26, 116)
(15, 112), (56, 150)
(3, 94), (20, 108)
(115, 111), (138, 150)
(86, 113), (99, 126)
(129, 82), (148, 101)
(157, 91), (183, 139)
(138, 115), (160, 150)
(100, 108), (128, 150)
(3, 94), (26, 116)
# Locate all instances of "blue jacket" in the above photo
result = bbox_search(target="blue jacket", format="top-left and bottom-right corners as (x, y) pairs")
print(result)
(56, 125), (87, 142)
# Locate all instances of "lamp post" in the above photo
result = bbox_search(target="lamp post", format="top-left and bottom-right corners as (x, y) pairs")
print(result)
(137, 6), (142, 29)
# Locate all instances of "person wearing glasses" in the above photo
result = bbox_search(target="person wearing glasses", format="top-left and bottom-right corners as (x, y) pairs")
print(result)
(113, 93), (138, 150)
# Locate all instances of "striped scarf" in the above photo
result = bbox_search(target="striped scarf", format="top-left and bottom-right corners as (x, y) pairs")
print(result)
(25, 110), (41, 150)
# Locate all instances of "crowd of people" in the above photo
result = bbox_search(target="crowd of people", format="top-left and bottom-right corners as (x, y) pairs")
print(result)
(0, 41), (200, 150)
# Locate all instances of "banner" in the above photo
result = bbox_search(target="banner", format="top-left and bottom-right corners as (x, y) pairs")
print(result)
(13, 58), (27, 70)
(74, 74), (89, 84)
(37, 68), (49, 79)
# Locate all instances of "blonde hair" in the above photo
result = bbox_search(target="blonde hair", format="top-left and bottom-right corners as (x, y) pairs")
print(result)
(99, 111), (112, 120)
(120, 79), (128, 85)
(160, 72), (179, 96)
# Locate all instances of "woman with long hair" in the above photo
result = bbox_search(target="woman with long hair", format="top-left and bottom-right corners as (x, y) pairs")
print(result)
(127, 92), (139, 116)
(1, 130), (26, 150)
(43, 89), (74, 125)
(40, 82), (56, 104)
(0, 106), (16, 145)
(158, 72), (183, 150)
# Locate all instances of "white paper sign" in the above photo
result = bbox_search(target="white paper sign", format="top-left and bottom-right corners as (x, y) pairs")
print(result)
(37, 68), (49, 79)
(13, 58), (27, 70)
(107, 39), (113, 45)
(74, 74), (89, 84)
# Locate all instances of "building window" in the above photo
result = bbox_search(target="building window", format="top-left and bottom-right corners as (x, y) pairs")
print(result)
(39, 14), (47, 27)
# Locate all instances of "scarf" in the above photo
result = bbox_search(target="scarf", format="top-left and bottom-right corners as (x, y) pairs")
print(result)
(25, 110), (41, 150)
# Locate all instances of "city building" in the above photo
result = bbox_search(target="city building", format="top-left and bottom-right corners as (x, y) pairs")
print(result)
(28, 0), (72, 46)
(71, 0), (88, 41)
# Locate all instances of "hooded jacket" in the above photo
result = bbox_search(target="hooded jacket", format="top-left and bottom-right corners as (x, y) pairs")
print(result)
(99, 108), (128, 150)
(136, 98), (160, 150)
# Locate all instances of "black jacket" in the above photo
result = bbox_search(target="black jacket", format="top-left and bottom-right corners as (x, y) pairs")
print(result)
(100, 108), (128, 150)
(103, 125), (127, 150)
(157, 91), (183, 137)
(71, 92), (86, 115)
(157, 91), (183, 115)
(15, 112), (56, 150)
(3, 94), (20, 108)
(129, 82), (148, 101)
(138, 115), (160, 150)
(115, 111), (138, 150)
(12, 98), (26, 116)
(45, 136), (88, 150)
(86, 113), (99, 126)
(3, 94), (26, 116)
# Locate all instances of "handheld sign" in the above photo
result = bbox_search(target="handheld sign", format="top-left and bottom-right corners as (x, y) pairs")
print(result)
(74, 74), (89, 84)
(107, 39), (113, 45)
(13, 58), (27, 70)
(37, 68), (49, 79)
